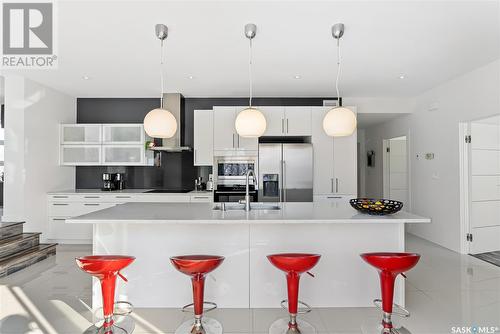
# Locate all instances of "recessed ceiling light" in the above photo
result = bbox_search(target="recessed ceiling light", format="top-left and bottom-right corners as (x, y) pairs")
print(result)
(188, 75), (194, 79)
(82, 75), (90, 80)
(399, 75), (406, 79)
(294, 75), (301, 79)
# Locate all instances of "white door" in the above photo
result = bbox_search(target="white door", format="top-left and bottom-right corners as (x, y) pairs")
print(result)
(260, 107), (285, 136)
(388, 137), (408, 203)
(284, 107), (311, 136)
(311, 107), (334, 194)
(193, 110), (214, 166)
(468, 116), (500, 254)
(333, 131), (358, 195)
(213, 107), (236, 151)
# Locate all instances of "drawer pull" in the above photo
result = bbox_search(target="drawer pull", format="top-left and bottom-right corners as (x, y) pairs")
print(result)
(52, 195), (68, 199)
(193, 196), (209, 199)
(52, 218), (66, 221)
(52, 203), (69, 206)
(84, 196), (100, 199)
(327, 196), (342, 199)
(115, 196), (131, 198)
(84, 203), (100, 206)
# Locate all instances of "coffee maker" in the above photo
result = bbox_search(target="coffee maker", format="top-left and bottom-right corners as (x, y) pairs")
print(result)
(102, 173), (113, 191)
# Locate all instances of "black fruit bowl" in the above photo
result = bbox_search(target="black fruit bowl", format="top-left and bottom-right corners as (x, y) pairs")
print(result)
(349, 198), (403, 216)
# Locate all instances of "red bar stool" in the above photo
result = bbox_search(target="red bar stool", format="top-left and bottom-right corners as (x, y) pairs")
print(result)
(170, 255), (225, 334)
(267, 253), (321, 334)
(76, 255), (135, 334)
(360, 252), (420, 334)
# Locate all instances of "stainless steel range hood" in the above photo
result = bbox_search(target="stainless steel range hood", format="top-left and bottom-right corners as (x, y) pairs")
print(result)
(150, 93), (191, 152)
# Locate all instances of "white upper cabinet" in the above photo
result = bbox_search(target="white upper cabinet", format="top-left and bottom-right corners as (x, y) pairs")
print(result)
(311, 106), (357, 196)
(213, 107), (258, 152)
(103, 124), (145, 144)
(60, 145), (102, 166)
(312, 107), (335, 194)
(102, 145), (145, 165)
(261, 107), (285, 136)
(194, 110), (214, 166)
(60, 124), (101, 144)
(284, 107), (312, 136)
(260, 107), (311, 136)
(333, 129), (357, 195)
(213, 107), (237, 151)
(60, 123), (151, 166)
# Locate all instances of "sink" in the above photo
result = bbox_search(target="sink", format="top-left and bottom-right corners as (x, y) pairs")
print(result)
(213, 203), (281, 211)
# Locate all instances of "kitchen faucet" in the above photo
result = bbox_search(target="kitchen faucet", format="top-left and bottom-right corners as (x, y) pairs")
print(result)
(240, 169), (256, 211)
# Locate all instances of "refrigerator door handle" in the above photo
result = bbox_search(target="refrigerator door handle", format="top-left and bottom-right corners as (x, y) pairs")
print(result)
(282, 159), (286, 202)
(331, 178), (334, 193)
(286, 118), (289, 133)
(336, 178), (339, 193)
(281, 119), (284, 134)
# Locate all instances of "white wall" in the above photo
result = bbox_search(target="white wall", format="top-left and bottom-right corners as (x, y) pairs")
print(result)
(364, 59), (500, 252)
(3, 76), (76, 240)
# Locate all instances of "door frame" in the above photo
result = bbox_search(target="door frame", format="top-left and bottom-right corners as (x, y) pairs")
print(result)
(458, 122), (471, 254)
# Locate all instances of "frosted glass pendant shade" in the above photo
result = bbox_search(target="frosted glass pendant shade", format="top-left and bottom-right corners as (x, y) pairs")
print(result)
(323, 107), (357, 137)
(235, 107), (267, 137)
(144, 108), (178, 138)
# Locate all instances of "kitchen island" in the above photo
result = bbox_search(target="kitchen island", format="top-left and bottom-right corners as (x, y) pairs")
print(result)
(67, 201), (430, 309)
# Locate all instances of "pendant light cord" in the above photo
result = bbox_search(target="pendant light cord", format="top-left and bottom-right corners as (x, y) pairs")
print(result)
(160, 39), (165, 109)
(335, 38), (341, 106)
(249, 38), (253, 108)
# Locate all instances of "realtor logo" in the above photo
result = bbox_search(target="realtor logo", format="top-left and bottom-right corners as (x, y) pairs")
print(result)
(1, 2), (57, 68)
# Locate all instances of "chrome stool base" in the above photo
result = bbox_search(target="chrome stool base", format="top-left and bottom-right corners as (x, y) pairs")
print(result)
(175, 317), (223, 334)
(269, 317), (316, 334)
(83, 315), (135, 334)
(361, 320), (412, 334)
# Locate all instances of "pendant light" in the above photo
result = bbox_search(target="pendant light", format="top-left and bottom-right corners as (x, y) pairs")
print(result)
(235, 23), (267, 138)
(323, 23), (357, 137)
(144, 24), (178, 138)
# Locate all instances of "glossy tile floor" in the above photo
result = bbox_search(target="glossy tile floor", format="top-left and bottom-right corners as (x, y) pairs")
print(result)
(1, 235), (499, 334)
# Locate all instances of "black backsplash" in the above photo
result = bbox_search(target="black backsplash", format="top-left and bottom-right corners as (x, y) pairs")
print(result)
(76, 97), (335, 189)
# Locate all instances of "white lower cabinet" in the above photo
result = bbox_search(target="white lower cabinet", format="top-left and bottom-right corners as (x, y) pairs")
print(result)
(47, 192), (193, 243)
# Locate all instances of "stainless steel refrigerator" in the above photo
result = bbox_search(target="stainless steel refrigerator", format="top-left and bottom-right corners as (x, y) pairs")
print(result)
(258, 143), (313, 202)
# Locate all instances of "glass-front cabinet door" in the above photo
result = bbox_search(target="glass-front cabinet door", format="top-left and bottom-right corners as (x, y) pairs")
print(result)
(60, 124), (102, 144)
(102, 145), (145, 165)
(102, 124), (145, 144)
(60, 145), (102, 165)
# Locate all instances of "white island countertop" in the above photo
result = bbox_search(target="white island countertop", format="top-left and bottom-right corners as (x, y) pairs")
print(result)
(67, 201), (430, 224)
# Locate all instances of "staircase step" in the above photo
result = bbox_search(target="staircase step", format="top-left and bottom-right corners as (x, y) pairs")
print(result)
(0, 233), (41, 260)
(0, 222), (25, 240)
(0, 243), (57, 278)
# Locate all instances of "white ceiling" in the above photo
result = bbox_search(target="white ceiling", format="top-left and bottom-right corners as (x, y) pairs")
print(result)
(4, 1), (499, 98)
(357, 112), (409, 129)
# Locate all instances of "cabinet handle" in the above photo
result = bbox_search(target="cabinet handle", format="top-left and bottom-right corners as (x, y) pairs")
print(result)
(115, 196), (131, 198)
(281, 119), (284, 134)
(84, 196), (100, 199)
(327, 196), (342, 199)
(53, 203), (69, 206)
(336, 178), (339, 193)
(237, 135), (240, 148)
(84, 203), (100, 206)
(52, 195), (68, 199)
(193, 196), (209, 199)
(232, 134), (235, 148)
(286, 118), (289, 133)
(331, 178), (334, 193)
(52, 218), (66, 221)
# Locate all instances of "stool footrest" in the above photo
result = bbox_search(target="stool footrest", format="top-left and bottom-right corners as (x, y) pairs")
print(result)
(280, 299), (312, 314)
(181, 301), (217, 314)
(373, 299), (410, 318)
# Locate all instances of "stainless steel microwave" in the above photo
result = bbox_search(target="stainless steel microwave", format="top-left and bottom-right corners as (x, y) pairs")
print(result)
(215, 157), (257, 187)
